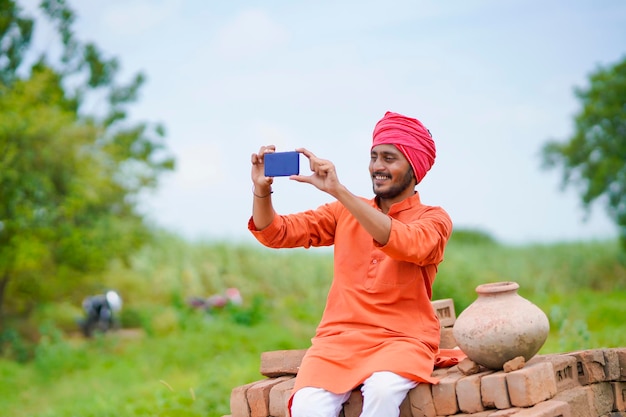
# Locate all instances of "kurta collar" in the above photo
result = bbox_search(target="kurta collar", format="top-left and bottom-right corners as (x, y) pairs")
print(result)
(372, 191), (422, 216)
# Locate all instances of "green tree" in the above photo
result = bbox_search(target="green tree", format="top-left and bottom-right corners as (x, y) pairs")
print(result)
(0, 0), (174, 336)
(541, 55), (626, 250)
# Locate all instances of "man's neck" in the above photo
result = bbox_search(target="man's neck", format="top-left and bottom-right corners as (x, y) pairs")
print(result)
(376, 189), (417, 214)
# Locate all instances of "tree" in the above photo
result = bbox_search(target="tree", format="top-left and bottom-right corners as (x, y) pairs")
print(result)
(0, 0), (175, 337)
(541, 55), (626, 250)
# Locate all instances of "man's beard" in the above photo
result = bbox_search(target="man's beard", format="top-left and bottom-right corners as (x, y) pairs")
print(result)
(372, 168), (415, 199)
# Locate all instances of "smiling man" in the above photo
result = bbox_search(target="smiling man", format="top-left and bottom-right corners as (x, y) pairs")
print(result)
(248, 111), (453, 417)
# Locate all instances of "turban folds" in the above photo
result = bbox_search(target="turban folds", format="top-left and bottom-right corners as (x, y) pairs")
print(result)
(372, 111), (436, 184)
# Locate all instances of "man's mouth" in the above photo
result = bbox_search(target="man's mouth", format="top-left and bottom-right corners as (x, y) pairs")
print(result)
(373, 173), (391, 182)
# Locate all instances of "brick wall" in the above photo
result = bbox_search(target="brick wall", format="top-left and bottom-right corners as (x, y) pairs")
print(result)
(225, 299), (626, 417)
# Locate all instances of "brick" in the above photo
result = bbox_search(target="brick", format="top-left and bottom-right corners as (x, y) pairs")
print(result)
(569, 349), (607, 385)
(408, 383), (436, 417)
(488, 409), (523, 416)
(454, 411), (493, 417)
(506, 361), (557, 407)
(605, 349), (622, 381)
(431, 367), (450, 379)
(456, 371), (493, 414)
(553, 386), (594, 417)
(529, 354), (581, 392)
(458, 357), (481, 375)
(431, 298), (456, 327)
(590, 382), (615, 416)
(609, 381), (626, 412)
(342, 390), (363, 417)
(246, 376), (292, 417)
(613, 381), (626, 411)
(260, 349), (307, 377)
(616, 348), (626, 381)
(509, 399), (571, 417)
(268, 378), (296, 417)
(230, 381), (258, 417)
(481, 372), (511, 409)
(399, 395), (412, 417)
(440, 326), (457, 349)
(503, 356), (525, 373)
(432, 368), (463, 416)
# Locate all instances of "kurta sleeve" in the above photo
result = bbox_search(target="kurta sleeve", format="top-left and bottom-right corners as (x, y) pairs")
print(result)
(378, 206), (452, 265)
(248, 202), (340, 249)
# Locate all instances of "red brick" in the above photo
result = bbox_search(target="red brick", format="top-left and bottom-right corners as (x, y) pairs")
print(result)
(247, 376), (292, 417)
(616, 348), (626, 381)
(432, 368), (463, 416)
(553, 386), (594, 417)
(342, 390), (363, 417)
(487, 409), (523, 416)
(605, 347), (626, 381)
(230, 381), (258, 417)
(528, 354), (581, 392)
(268, 378), (296, 417)
(260, 349), (307, 377)
(506, 361), (557, 407)
(407, 383), (436, 417)
(590, 382), (616, 416)
(399, 395), (412, 417)
(613, 381), (626, 411)
(568, 349), (607, 385)
(440, 326), (457, 349)
(431, 298), (456, 327)
(454, 411), (493, 417)
(510, 399), (571, 417)
(456, 371), (493, 414)
(431, 367), (450, 379)
(605, 349), (621, 381)
(503, 356), (526, 373)
(481, 372), (511, 409)
(458, 357), (481, 375)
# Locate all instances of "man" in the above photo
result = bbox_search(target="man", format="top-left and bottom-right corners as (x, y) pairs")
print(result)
(248, 111), (453, 417)
(80, 290), (123, 337)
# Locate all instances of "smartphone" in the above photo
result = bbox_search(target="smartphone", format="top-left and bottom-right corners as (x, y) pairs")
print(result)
(264, 151), (300, 177)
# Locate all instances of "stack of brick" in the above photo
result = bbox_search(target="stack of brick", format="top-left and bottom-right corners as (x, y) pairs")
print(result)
(225, 299), (626, 417)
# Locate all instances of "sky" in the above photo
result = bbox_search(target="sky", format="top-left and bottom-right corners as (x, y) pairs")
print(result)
(25, 0), (626, 245)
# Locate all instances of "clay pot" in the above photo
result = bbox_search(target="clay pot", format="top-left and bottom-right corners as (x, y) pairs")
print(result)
(452, 281), (550, 370)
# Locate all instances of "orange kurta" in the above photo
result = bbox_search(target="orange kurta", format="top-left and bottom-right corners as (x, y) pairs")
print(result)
(248, 191), (452, 394)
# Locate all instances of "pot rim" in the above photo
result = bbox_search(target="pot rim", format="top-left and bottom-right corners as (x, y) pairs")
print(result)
(475, 281), (520, 294)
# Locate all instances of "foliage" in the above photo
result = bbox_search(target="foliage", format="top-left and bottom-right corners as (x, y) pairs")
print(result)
(0, 0), (174, 336)
(449, 228), (498, 246)
(541, 55), (626, 250)
(0, 236), (625, 416)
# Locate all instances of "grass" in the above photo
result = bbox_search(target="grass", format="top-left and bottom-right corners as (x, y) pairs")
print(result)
(0, 230), (625, 416)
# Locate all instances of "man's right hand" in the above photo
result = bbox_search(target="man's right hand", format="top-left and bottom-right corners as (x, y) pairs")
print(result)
(250, 145), (276, 194)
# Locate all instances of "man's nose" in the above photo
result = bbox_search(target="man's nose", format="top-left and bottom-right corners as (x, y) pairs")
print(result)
(371, 157), (385, 171)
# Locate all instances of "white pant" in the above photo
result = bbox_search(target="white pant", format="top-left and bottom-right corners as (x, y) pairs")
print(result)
(290, 371), (417, 417)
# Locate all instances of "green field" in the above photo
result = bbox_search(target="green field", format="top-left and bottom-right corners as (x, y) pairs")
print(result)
(1, 231), (625, 417)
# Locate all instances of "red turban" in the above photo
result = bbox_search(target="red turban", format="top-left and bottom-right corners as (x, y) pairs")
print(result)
(372, 111), (436, 184)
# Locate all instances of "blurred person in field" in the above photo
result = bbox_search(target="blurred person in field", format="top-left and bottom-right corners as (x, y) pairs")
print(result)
(248, 111), (458, 417)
